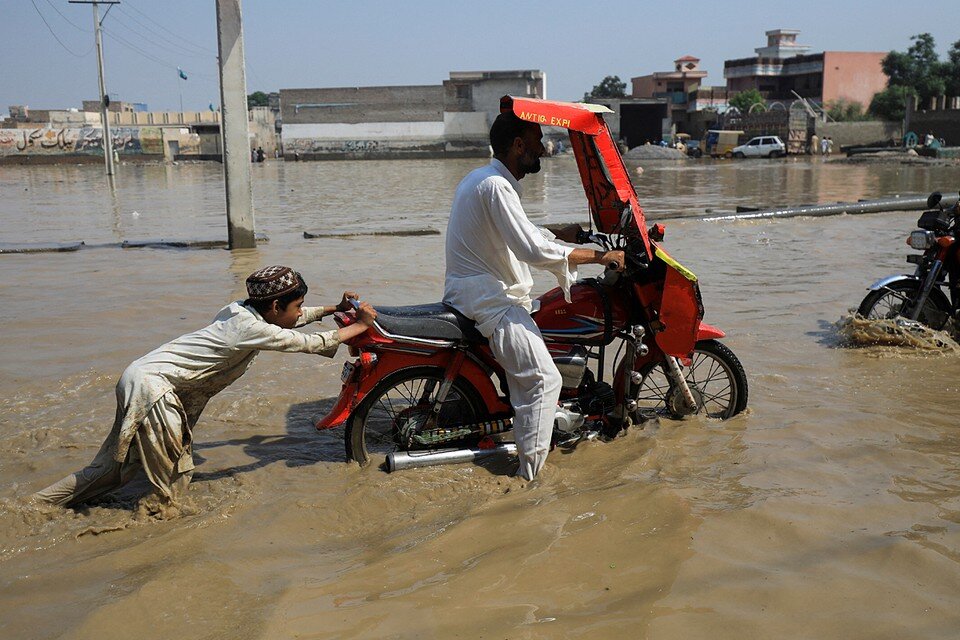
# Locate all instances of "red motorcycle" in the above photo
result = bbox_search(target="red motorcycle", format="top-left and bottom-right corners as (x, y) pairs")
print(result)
(858, 191), (960, 329)
(317, 96), (748, 470)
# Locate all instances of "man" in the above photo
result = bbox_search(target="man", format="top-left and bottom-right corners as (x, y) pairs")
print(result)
(34, 266), (377, 508)
(444, 112), (624, 481)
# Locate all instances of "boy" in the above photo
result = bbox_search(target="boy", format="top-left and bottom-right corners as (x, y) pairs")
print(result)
(34, 265), (377, 508)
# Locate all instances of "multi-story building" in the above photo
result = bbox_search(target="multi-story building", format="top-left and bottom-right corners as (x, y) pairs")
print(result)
(724, 29), (886, 109)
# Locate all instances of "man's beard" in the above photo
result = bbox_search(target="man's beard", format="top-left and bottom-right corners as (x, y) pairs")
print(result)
(520, 154), (541, 174)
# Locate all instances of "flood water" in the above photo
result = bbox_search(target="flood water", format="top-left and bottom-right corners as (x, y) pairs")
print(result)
(1, 156), (959, 639)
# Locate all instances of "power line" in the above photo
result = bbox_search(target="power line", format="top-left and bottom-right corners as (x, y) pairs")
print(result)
(42, 0), (90, 32)
(121, 0), (218, 55)
(100, 24), (217, 80)
(29, 0), (92, 57)
(113, 5), (214, 58)
(109, 11), (214, 61)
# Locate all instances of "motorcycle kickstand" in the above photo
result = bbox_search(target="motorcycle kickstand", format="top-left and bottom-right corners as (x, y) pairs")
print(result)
(664, 356), (700, 414)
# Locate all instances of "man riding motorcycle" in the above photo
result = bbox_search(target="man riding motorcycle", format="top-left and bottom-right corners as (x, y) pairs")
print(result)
(443, 112), (624, 480)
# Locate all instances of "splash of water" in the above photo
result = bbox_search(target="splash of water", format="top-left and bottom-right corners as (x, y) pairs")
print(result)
(835, 313), (960, 352)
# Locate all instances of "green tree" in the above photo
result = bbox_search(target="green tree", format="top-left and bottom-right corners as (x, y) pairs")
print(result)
(729, 88), (764, 113)
(247, 91), (269, 108)
(945, 39), (960, 97)
(583, 76), (627, 102)
(879, 33), (948, 105)
(869, 85), (917, 121)
(826, 98), (871, 122)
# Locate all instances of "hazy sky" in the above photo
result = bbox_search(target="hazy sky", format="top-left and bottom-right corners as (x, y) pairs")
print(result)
(4, 0), (959, 113)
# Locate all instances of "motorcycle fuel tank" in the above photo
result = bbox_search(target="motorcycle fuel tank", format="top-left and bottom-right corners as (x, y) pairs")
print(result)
(535, 280), (628, 345)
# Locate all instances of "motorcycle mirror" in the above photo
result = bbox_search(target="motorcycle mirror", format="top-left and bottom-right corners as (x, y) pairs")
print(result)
(926, 191), (942, 209)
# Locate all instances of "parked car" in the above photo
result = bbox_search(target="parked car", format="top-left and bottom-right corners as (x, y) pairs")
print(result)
(731, 136), (786, 159)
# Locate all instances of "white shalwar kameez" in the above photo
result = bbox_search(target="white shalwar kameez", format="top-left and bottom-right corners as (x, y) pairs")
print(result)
(34, 302), (340, 506)
(444, 159), (576, 480)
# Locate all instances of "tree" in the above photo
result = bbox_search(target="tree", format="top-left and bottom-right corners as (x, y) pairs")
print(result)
(878, 34), (949, 106)
(945, 39), (960, 97)
(583, 76), (626, 102)
(729, 89), (764, 113)
(826, 98), (871, 122)
(869, 85), (917, 121)
(247, 91), (269, 108)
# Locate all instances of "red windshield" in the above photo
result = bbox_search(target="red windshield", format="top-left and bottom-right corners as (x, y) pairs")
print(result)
(502, 96), (650, 258)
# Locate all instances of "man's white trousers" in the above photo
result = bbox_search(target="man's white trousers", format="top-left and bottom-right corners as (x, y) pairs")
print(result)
(489, 306), (562, 480)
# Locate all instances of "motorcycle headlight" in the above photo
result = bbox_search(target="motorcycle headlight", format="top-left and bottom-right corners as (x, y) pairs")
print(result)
(907, 230), (936, 250)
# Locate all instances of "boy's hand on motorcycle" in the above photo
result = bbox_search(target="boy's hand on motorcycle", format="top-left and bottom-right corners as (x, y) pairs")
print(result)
(336, 291), (359, 312)
(600, 250), (626, 271)
(355, 302), (377, 327)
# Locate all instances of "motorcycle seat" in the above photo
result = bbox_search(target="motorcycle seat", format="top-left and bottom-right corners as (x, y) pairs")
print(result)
(374, 303), (485, 343)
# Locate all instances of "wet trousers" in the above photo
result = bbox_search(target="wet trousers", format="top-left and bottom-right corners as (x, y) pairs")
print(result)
(33, 391), (196, 507)
(489, 307), (562, 480)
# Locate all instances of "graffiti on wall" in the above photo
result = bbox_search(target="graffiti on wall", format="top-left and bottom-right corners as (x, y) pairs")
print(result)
(0, 126), (149, 156)
(284, 138), (384, 154)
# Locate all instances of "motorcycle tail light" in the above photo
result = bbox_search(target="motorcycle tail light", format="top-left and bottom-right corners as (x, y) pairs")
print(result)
(907, 230), (936, 250)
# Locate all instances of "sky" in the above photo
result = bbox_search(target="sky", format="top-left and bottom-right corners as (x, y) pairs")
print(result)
(4, 0), (960, 113)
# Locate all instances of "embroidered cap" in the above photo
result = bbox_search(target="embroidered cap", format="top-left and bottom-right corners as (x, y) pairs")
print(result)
(245, 265), (304, 301)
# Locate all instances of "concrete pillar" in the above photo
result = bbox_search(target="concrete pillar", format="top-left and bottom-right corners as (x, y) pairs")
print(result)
(216, 0), (256, 249)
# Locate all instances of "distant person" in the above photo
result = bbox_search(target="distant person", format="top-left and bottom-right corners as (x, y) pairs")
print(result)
(924, 132), (935, 147)
(251, 148), (257, 163)
(256, 146), (265, 163)
(32, 267), (377, 509)
(555, 139), (563, 154)
(826, 137), (834, 155)
(810, 134), (819, 156)
(544, 139), (555, 156)
(820, 136), (829, 155)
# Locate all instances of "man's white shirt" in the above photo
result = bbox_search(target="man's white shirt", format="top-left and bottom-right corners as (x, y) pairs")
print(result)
(443, 158), (576, 336)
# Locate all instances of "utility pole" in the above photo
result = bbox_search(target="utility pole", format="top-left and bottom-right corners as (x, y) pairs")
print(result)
(69, 0), (118, 176)
(215, 0), (256, 248)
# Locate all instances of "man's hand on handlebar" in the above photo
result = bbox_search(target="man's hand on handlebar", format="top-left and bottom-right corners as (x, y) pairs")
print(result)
(599, 250), (626, 272)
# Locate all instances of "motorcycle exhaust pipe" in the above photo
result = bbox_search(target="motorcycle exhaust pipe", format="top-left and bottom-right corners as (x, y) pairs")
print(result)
(387, 443), (518, 472)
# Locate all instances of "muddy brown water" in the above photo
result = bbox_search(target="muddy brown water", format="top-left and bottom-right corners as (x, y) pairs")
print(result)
(1, 156), (959, 639)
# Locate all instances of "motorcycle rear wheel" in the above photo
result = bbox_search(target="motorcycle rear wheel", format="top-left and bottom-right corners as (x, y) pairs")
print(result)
(631, 339), (748, 420)
(857, 280), (951, 330)
(345, 366), (484, 466)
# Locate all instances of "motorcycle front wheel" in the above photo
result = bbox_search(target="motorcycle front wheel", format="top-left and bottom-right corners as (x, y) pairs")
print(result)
(631, 339), (748, 420)
(345, 366), (484, 466)
(857, 280), (951, 330)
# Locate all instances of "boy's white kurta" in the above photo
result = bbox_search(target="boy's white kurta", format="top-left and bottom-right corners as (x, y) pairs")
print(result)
(34, 302), (339, 506)
(443, 158), (576, 480)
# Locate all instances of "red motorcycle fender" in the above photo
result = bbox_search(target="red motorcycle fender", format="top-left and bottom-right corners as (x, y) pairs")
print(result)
(697, 322), (725, 340)
(315, 350), (510, 430)
(315, 378), (360, 430)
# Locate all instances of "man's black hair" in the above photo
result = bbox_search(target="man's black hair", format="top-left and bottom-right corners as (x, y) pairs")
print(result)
(244, 279), (308, 315)
(490, 112), (535, 157)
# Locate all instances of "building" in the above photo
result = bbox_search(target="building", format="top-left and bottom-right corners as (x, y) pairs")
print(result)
(724, 29), (887, 109)
(280, 70), (545, 159)
(626, 56), (722, 143)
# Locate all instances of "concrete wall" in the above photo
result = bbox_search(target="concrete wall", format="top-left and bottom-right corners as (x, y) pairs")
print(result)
(0, 125), (201, 162)
(279, 72), (543, 159)
(821, 52), (887, 109)
(281, 86), (443, 125)
(815, 120), (901, 148)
